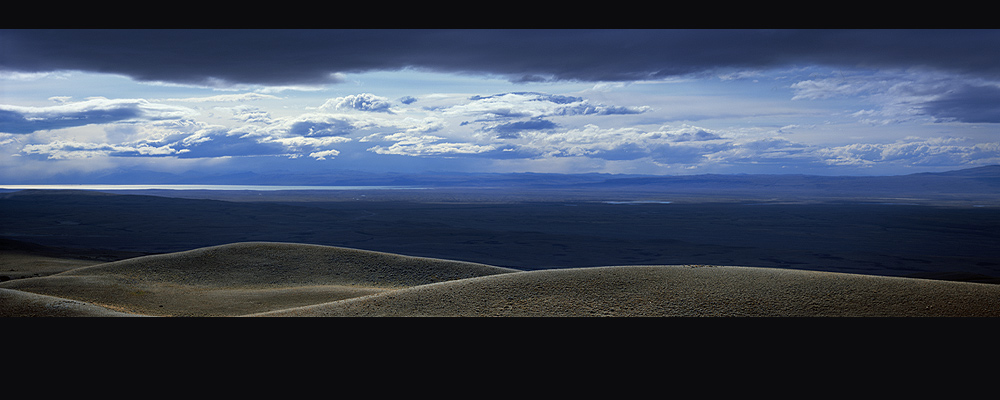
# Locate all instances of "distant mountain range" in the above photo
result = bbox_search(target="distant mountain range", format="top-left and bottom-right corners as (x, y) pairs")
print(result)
(569, 165), (1000, 200)
(3, 165), (998, 204)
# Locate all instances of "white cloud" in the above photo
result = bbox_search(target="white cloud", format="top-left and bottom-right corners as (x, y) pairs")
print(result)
(262, 135), (351, 148)
(367, 131), (496, 156)
(439, 92), (649, 121)
(20, 140), (185, 159)
(1, 97), (191, 119)
(0, 70), (71, 81)
(319, 93), (394, 113)
(368, 141), (497, 156)
(308, 149), (340, 160)
(790, 77), (886, 100)
(819, 137), (1000, 167)
(225, 105), (273, 124)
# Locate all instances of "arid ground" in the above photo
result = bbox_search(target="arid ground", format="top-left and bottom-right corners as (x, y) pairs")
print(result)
(4, 240), (1000, 317)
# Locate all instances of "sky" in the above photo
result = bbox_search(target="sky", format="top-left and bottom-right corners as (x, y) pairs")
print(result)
(1, 29), (998, 184)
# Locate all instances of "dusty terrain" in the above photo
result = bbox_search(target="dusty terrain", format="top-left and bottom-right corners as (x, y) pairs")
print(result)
(3, 241), (999, 317)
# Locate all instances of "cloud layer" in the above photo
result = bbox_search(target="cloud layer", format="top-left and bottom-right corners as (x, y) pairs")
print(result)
(4, 30), (1000, 86)
(5, 88), (996, 177)
(1, 30), (998, 181)
(0, 98), (196, 134)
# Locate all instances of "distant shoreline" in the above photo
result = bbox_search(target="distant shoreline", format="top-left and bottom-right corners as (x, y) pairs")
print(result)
(0, 184), (426, 191)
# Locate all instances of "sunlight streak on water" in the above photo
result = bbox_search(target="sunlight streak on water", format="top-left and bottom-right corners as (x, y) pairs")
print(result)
(602, 200), (672, 204)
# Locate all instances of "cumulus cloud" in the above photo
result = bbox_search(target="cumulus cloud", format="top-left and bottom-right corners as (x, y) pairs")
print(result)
(308, 149), (340, 160)
(819, 137), (1000, 167)
(452, 92), (649, 120)
(0, 89), (667, 164)
(704, 137), (814, 166)
(176, 114), (360, 159)
(482, 124), (732, 162)
(359, 116), (806, 168)
(367, 133), (497, 157)
(320, 93), (394, 113)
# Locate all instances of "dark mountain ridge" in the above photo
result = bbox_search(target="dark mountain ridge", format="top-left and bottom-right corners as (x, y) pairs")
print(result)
(10, 165), (997, 187)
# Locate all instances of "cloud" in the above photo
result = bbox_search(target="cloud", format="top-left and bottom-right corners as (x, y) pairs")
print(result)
(10, 109), (355, 161)
(790, 77), (887, 100)
(456, 92), (649, 119)
(227, 106), (273, 124)
(161, 93), (282, 103)
(171, 131), (296, 159)
(705, 137), (813, 165)
(917, 84), (1000, 123)
(261, 135), (351, 151)
(469, 92), (584, 104)
(20, 140), (187, 159)
(790, 68), (1000, 125)
(556, 103), (652, 116)
(308, 149), (340, 160)
(356, 121), (770, 166)
(0, 98), (196, 134)
(669, 129), (724, 142)
(819, 137), (1000, 167)
(488, 124), (733, 163)
(367, 134), (497, 157)
(441, 91), (651, 140)
(287, 119), (354, 137)
(484, 118), (558, 138)
(6, 30), (998, 87)
(321, 93), (394, 113)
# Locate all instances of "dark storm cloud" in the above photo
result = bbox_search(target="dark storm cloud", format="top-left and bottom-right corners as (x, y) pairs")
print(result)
(3, 29), (1000, 86)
